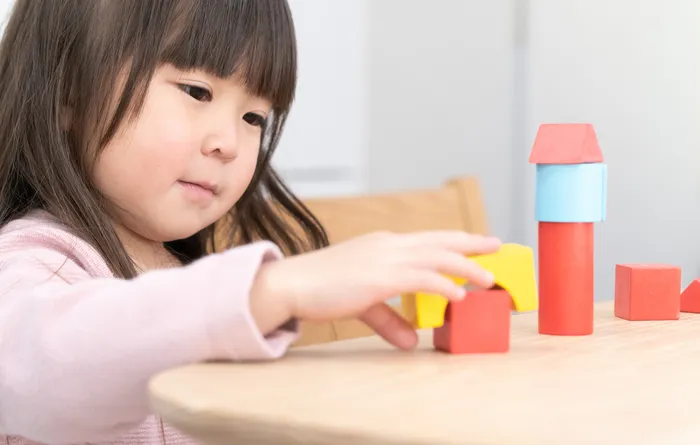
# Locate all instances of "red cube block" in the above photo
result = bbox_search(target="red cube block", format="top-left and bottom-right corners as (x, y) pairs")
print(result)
(614, 264), (681, 321)
(433, 289), (511, 354)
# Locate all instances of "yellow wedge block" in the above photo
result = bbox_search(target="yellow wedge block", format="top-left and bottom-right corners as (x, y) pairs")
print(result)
(401, 243), (538, 328)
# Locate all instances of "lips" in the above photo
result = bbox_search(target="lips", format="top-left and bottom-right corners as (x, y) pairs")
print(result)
(179, 180), (217, 194)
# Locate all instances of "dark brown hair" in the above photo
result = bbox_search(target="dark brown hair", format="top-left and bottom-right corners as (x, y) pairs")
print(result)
(0, 0), (328, 278)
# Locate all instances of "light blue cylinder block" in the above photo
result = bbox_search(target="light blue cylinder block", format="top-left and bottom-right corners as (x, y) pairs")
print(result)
(535, 163), (607, 222)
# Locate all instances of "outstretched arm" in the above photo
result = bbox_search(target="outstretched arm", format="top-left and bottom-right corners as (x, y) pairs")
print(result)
(0, 241), (297, 443)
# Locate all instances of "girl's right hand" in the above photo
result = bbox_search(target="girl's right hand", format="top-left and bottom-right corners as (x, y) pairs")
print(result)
(253, 231), (501, 350)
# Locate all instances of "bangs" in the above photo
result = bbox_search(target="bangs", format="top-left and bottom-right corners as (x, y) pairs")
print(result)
(161, 0), (297, 110)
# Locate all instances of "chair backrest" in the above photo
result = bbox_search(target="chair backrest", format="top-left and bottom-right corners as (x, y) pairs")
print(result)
(293, 176), (490, 346)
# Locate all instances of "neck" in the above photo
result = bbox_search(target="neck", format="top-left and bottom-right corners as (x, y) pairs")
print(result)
(112, 222), (180, 272)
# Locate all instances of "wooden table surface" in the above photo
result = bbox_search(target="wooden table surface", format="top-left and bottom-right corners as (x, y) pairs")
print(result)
(149, 302), (700, 445)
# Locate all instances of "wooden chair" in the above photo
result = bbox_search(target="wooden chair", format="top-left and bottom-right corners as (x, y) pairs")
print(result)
(294, 176), (490, 346)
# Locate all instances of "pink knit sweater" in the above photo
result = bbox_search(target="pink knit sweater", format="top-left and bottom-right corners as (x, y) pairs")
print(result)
(0, 210), (299, 444)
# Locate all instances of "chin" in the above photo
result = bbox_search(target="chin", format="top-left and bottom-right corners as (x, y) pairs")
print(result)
(153, 219), (214, 243)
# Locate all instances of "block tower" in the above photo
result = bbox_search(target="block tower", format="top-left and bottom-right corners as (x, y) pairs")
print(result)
(529, 123), (607, 335)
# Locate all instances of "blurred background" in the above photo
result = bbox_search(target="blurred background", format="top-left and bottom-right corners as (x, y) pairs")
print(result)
(1, 0), (698, 301)
(275, 0), (700, 302)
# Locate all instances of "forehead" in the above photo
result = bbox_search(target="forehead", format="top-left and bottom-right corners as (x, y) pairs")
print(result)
(157, 0), (297, 110)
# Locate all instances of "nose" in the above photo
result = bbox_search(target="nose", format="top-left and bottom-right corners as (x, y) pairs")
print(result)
(201, 120), (240, 160)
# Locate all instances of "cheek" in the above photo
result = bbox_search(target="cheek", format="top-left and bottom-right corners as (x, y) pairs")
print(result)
(93, 114), (194, 202)
(133, 98), (194, 170)
(242, 135), (262, 173)
(225, 136), (261, 199)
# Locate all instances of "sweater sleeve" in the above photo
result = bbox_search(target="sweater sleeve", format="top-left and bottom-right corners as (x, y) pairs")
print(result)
(0, 241), (298, 444)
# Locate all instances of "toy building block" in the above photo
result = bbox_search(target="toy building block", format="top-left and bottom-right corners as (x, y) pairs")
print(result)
(614, 264), (681, 320)
(681, 279), (700, 313)
(401, 243), (538, 329)
(433, 288), (511, 354)
(529, 123), (604, 164)
(401, 292), (446, 329)
(529, 122), (606, 336)
(535, 163), (607, 222)
(538, 222), (594, 335)
(464, 243), (538, 312)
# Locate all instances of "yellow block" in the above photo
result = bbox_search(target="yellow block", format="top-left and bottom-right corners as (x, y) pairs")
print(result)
(401, 243), (538, 328)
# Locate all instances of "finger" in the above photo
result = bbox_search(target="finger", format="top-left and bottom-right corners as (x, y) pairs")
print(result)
(400, 230), (502, 254)
(398, 271), (468, 301)
(359, 303), (418, 350)
(409, 249), (495, 289)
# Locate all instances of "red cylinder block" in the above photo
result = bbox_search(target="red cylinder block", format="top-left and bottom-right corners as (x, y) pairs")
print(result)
(538, 222), (594, 335)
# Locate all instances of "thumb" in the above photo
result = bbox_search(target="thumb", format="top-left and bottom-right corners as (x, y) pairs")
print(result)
(358, 303), (418, 350)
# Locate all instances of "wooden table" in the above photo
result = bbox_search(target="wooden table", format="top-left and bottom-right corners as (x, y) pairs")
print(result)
(148, 302), (700, 445)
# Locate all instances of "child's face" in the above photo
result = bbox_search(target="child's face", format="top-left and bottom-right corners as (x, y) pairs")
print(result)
(93, 64), (271, 243)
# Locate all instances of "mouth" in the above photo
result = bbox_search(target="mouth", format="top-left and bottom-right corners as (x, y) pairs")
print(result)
(178, 180), (218, 195)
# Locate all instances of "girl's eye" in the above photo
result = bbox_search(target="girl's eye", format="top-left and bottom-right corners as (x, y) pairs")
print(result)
(243, 112), (267, 127)
(179, 84), (212, 102)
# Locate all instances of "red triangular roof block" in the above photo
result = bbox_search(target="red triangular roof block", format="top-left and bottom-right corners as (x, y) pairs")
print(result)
(681, 279), (700, 313)
(529, 123), (604, 164)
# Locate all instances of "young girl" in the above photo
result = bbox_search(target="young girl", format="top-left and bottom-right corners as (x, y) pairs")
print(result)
(0, 0), (501, 444)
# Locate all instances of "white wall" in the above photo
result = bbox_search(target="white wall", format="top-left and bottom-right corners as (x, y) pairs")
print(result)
(365, 0), (517, 241)
(0, 0), (10, 25)
(278, 1), (518, 241)
(524, 0), (700, 299)
(272, 0), (369, 198)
